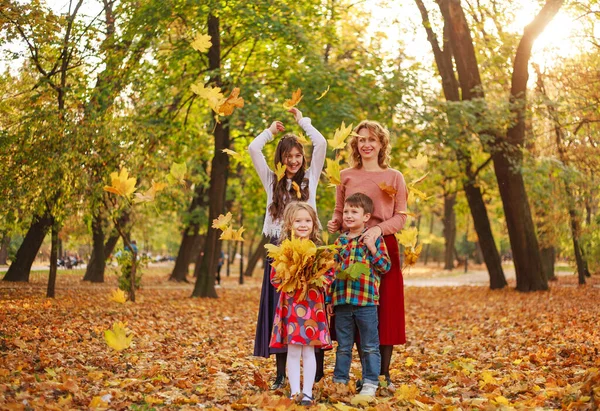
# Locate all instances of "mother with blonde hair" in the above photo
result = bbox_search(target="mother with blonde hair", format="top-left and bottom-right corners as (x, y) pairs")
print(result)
(327, 120), (408, 390)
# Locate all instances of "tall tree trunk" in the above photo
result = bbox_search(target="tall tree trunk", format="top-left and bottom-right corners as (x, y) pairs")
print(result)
(415, 0), (506, 288)
(83, 210), (129, 282)
(540, 246), (556, 282)
(0, 234), (9, 265)
(423, 214), (434, 265)
(443, 192), (457, 270)
(47, 221), (59, 298)
(83, 212), (106, 283)
(3, 213), (53, 282)
(440, 0), (563, 291)
(192, 13), (229, 298)
(244, 235), (268, 277)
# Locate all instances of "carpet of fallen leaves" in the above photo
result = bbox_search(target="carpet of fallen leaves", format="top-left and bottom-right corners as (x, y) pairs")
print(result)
(1, 267), (599, 410)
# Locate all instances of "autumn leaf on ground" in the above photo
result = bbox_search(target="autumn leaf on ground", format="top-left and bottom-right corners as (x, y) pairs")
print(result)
(274, 162), (286, 181)
(222, 148), (242, 160)
(324, 158), (341, 186)
(168, 161), (187, 186)
(396, 227), (418, 248)
(108, 289), (126, 304)
(89, 396), (109, 408)
(212, 212), (233, 230)
(253, 370), (269, 390)
(316, 85), (330, 100)
(103, 168), (137, 198)
(191, 33), (212, 53)
(104, 322), (133, 352)
(291, 181), (301, 199)
(220, 226), (245, 241)
(395, 384), (420, 402)
(328, 121), (353, 150)
(133, 180), (167, 204)
(283, 88), (303, 109)
(378, 181), (397, 198)
(218, 87), (244, 116)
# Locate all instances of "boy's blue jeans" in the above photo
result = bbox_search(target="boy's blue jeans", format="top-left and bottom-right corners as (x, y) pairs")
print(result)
(332, 304), (380, 387)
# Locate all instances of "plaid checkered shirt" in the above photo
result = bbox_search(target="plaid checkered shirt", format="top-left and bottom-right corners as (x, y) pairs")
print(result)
(330, 231), (391, 306)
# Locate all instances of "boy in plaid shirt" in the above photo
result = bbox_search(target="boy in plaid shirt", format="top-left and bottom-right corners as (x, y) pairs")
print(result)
(329, 193), (391, 397)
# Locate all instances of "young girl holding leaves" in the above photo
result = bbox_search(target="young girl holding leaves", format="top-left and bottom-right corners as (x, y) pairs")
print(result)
(269, 202), (333, 405)
(249, 107), (327, 389)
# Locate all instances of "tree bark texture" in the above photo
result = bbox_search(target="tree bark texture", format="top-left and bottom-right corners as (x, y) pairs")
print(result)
(3, 213), (53, 282)
(443, 192), (457, 270)
(192, 14), (229, 298)
(244, 235), (269, 277)
(47, 221), (59, 298)
(0, 235), (9, 265)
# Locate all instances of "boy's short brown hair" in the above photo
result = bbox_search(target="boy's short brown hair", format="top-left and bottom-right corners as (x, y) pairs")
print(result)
(345, 193), (374, 215)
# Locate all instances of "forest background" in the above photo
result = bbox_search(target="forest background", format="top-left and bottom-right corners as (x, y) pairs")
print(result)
(1, 0), (600, 409)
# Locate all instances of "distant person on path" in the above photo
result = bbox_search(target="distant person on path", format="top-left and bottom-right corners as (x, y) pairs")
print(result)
(269, 202), (333, 405)
(329, 193), (391, 398)
(327, 120), (408, 391)
(215, 250), (224, 286)
(249, 107), (327, 389)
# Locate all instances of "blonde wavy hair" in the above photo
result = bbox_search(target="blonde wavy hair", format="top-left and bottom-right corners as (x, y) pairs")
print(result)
(349, 120), (391, 168)
(280, 202), (322, 244)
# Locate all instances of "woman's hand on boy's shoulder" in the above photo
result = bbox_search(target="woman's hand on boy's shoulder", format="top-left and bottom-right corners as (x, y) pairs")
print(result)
(288, 107), (303, 123)
(268, 120), (285, 135)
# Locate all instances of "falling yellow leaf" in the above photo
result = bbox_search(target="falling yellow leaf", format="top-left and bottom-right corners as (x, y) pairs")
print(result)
(191, 33), (212, 53)
(410, 172), (429, 186)
(133, 180), (167, 204)
(212, 212), (233, 231)
(222, 148), (242, 160)
(324, 158), (341, 186)
(104, 322), (133, 352)
(328, 121), (353, 150)
(378, 181), (397, 198)
(283, 88), (303, 110)
(296, 133), (309, 145)
(399, 210), (417, 218)
(407, 153), (428, 170)
(103, 168), (137, 198)
(291, 181), (301, 199)
(218, 87), (244, 116)
(168, 162), (187, 186)
(108, 289), (127, 304)
(275, 162), (287, 181)
(220, 226), (245, 242)
(322, 231), (330, 245)
(409, 186), (430, 201)
(191, 83), (224, 113)
(316, 85), (330, 100)
(403, 244), (422, 268)
(395, 227), (418, 248)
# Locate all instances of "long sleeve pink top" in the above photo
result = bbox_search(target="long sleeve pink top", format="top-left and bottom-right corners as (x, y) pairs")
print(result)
(332, 167), (408, 235)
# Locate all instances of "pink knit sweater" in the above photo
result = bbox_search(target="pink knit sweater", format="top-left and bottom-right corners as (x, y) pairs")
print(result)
(332, 167), (408, 235)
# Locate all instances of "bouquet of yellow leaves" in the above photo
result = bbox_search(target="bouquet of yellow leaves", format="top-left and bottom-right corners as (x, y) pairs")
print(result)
(265, 236), (336, 300)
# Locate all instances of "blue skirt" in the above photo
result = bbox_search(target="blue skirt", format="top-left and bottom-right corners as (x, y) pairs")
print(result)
(253, 238), (287, 357)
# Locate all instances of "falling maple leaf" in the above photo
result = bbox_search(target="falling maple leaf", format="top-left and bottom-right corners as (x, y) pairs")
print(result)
(104, 322), (133, 352)
(291, 181), (301, 199)
(103, 168), (137, 198)
(274, 162), (286, 181)
(296, 132), (309, 145)
(218, 87), (244, 116)
(191, 83), (224, 113)
(403, 244), (422, 268)
(328, 121), (353, 150)
(324, 158), (341, 186)
(407, 153), (428, 170)
(220, 226), (245, 242)
(316, 85), (330, 100)
(283, 88), (303, 110)
(191, 33), (212, 53)
(168, 161), (187, 186)
(378, 181), (397, 198)
(212, 212), (233, 231)
(396, 227), (418, 248)
(108, 289), (127, 304)
(322, 230), (330, 245)
(133, 180), (167, 204)
(222, 148), (242, 160)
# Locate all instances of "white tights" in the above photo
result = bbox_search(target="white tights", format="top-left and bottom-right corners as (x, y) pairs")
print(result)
(286, 344), (316, 397)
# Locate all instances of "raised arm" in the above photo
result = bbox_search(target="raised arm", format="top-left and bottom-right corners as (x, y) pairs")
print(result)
(248, 121), (285, 190)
